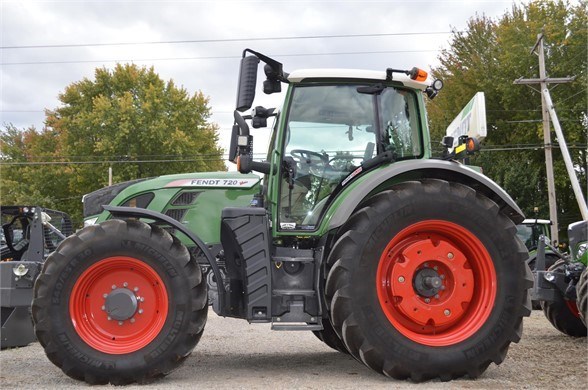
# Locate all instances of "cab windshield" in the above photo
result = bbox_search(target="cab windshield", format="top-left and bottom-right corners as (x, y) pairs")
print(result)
(278, 84), (422, 230)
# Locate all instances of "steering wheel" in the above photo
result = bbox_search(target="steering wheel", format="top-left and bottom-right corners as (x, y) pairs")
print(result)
(290, 149), (329, 175)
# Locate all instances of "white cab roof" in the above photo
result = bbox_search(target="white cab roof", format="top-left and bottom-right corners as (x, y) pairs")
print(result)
(287, 68), (430, 90)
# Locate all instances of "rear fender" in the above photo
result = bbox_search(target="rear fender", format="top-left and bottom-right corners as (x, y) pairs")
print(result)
(323, 159), (525, 231)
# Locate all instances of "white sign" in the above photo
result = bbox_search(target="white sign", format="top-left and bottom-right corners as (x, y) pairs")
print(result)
(445, 92), (487, 147)
(165, 177), (259, 188)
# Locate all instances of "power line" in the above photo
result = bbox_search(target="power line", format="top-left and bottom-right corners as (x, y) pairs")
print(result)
(3, 144), (587, 166)
(0, 31), (454, 50)
(0, 153), (266, 160)
(1, 49), (439, 66)
(0, 158), (228, 166)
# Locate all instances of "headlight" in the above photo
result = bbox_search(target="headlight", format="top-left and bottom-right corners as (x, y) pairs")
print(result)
(577, 243), (587, 260)
(84, 217), (98, 227)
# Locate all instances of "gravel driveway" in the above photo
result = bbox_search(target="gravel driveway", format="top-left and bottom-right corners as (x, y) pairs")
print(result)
(0, 310), (586, 389)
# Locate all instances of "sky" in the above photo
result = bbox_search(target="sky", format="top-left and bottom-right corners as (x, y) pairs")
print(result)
(1, 0), (530, 159)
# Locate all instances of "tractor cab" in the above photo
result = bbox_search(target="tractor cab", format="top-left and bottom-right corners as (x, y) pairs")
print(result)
(230, 49), (441, 232)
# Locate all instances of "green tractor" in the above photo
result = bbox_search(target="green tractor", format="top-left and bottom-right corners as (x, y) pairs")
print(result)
(32, 49), (532, 384)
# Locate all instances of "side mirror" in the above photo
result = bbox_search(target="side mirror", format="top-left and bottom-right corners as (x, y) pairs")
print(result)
(236, 55), (260, 112)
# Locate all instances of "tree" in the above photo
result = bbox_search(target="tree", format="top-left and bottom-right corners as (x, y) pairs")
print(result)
(427, 0), (587, 239)
(1, 64), (225, 225)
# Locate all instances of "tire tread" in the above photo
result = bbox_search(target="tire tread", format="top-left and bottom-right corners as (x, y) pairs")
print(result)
(326, 179), (532, 381)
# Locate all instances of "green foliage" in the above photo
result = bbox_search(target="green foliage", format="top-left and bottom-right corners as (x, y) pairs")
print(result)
(428, 0), (587, 239)
(1, 64), (225, 225)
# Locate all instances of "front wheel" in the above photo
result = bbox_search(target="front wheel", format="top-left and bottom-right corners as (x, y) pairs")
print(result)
(32, 219), (208, 384)
(325, 179), (532, 381)
(541, 260), (587, 337)
(577, 267), (588, 327)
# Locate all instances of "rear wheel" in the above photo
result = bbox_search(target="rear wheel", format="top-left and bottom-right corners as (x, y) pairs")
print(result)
(325, 179), (532, 381)
(541, 260), (587, 337)
(576, 268), (588, 327)
(32, 219), (208, 384)
(312, 317), (349, 354)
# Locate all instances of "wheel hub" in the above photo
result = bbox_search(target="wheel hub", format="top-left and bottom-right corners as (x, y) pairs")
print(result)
(413, 268), (443, 297)
(105, 288), (138, 321)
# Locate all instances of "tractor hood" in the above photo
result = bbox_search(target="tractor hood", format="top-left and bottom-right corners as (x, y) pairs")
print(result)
(83, 171), (261, 219)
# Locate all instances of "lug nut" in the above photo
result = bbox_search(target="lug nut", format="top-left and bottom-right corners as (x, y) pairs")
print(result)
(130, 318), (135, 323)
(107, 316), (112, 321)
(101, 305), (105, 311)
(423, 262), (429, 268)
(118, 321), (123, 326)
(123, 282), (128, 287)
(444, 309), (451, 316)
(140, 297), (145, 302)
(433, 266), (438, 271)
(103, 293), (108, 298)
(447, 253), (454, 260)
(424, 298), (431, 303)
(138, 309), (144, 314)
(111, 284), (117, 290)
(134, 287), (139, 292)
(398, 276), (405, 283)
(434, 294), (440, 299)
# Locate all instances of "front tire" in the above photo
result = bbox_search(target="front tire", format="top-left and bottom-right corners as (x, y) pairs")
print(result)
(32, 219), (208, 384)
(577, 267), (588, 327)
(541, 260), (587, 337)
(325, 179), (532, 381)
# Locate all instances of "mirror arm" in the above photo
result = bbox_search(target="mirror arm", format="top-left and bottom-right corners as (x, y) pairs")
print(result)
(243, 48), (289, 83)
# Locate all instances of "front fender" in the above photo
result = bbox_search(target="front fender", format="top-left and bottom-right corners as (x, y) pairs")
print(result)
(103, 205), (224, 295)
(322, 159), (525, 232)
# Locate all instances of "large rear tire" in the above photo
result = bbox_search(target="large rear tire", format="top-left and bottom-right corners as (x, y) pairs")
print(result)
(32, 219), (208, 384)
(577, 267), (588, 327)
(325, 179), (532, 381)
(541, 260), (587, 337)
(312, 317), (349, 354)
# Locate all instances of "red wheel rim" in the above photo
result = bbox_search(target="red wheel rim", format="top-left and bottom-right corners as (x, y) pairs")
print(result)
(70, 256), (169, 354)
(376, 220), (496, 346)
(565, 300), (581, 318)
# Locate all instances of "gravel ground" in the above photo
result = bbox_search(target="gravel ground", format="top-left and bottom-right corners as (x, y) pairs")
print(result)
(0, 310), (586, 389)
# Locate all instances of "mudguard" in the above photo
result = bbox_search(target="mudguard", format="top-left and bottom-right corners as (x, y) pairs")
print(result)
(325, 159), (525, 231)
(103, 205), (224, 296)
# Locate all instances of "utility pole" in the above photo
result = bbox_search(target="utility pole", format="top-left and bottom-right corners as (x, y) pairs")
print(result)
(514, 33), (576, 244)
